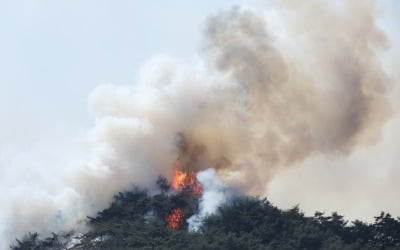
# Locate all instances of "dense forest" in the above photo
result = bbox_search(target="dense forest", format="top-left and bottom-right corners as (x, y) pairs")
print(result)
(11, 177), (400, 250)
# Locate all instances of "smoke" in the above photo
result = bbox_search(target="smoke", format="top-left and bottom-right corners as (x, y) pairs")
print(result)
(1, 0), (400, 248)
(187, 169), (233, 232)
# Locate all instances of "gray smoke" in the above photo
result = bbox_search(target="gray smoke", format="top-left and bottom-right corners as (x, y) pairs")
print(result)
(1, 0), (399, 248)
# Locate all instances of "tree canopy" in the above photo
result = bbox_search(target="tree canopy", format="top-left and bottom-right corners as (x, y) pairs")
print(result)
(11, 177), (400, 250)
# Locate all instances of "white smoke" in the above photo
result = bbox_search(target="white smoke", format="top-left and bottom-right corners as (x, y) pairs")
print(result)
(187, 169), (233, 232)
(1, 1), (400, 249)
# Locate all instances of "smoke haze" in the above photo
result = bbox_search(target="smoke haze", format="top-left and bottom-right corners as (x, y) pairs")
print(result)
(187, 168), (233, 232)
(1, 0), (399, 249)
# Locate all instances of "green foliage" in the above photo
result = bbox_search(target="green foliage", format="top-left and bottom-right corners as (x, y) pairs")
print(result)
(10, 232), (73, 250)
(11, 179), (400, 250)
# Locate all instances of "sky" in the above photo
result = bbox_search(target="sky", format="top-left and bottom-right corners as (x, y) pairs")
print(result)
(1, 0), (397, 148)
(1, 1), (248, 246)
(0, 0), (399, 248)
(0, 0), (246, 148)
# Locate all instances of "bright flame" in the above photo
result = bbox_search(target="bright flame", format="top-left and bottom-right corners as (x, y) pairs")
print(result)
(171, 167), (202, 195)
(165, 166), (203, 230)
(166, 208), (184, 229)
(171, 168), (189, 189)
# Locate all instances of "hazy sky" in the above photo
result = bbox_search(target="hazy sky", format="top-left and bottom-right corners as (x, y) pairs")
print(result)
(1, 0), (398, 155)
(1, 0), (398, 148)
(0, 0), (246, 148)
(0, 1), (399, 248)
(1, 2), (247, 245)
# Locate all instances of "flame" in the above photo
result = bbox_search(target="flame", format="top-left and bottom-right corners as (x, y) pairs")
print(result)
(165, 165), (203, 230)
(171, 167), (202, 195)
(171, 168), (189, 189)
(166, 208), (184, 229)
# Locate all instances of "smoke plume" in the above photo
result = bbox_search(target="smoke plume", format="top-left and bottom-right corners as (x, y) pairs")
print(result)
(1, 0), (399, 248)
(187, 169), (233, 232)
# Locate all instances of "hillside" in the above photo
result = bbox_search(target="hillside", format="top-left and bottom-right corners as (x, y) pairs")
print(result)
(11, 177), (400, 250)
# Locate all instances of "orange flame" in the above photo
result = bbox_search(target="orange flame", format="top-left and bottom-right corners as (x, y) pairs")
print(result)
(166, 208), (184, 229)
(171, 167), (202, 195)
(171, 168), (189, 190)
(165, 166), (203, 229)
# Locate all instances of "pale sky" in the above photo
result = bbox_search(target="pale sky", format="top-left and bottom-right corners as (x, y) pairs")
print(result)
(0, 0), (246, 148)
(1, 0), (398, 149)
(1, 1), (249, 245)
(0, 1), (399, 248)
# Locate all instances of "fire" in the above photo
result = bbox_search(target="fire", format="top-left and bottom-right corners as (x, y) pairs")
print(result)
(165, 208), (184, 230)
(165, 165), (203, 229)
(171, 168), (189, 189)
(171, 167), (203, 195)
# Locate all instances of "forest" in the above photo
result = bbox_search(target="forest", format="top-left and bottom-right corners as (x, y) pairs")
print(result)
(11, 177), (400, 250)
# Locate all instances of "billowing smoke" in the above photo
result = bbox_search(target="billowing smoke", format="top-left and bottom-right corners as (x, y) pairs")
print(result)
(1, 0), (400, 249)
(187, 169), (234, 232)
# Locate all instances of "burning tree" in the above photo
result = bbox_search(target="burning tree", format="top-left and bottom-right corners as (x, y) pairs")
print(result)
(165, 208), (184, 230)
(165, 164), (203, 230)
(11, 177), (400, 250)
